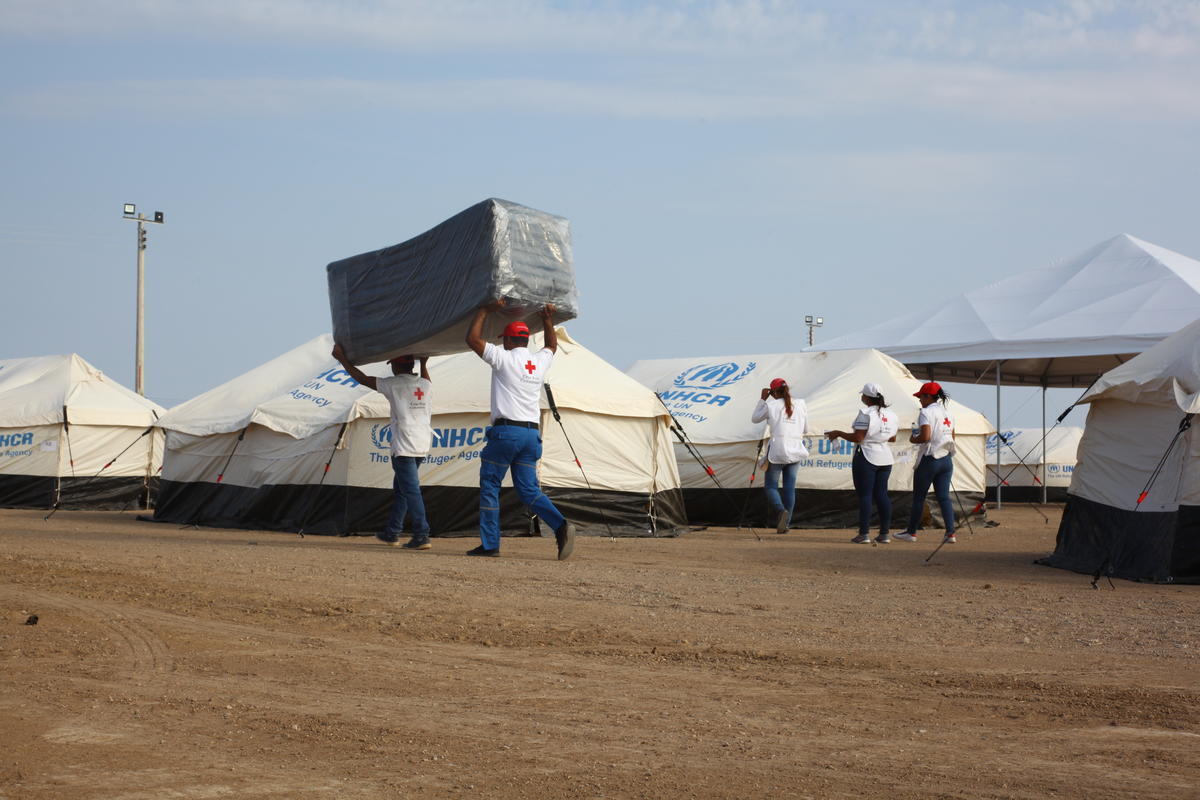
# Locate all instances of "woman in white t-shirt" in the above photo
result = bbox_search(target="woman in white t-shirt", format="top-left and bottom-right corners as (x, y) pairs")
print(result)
(825, 382), (899, 544)
(896, 382), (958, 544)
(750, 378), (809, 533)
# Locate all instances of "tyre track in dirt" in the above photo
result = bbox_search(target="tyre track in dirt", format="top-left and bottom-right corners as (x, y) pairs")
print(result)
(0, 586), (174, 680)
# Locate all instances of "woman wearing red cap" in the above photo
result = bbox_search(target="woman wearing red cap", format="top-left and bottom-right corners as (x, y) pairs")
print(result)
(751, 378), (808, 533)
(896, 382), (957, 544)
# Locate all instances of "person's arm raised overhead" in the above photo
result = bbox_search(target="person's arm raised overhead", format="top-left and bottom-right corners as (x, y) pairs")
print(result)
(332, 343), (377, 392)
(540, 304), (558, 354)
(466, 299), (505, 357)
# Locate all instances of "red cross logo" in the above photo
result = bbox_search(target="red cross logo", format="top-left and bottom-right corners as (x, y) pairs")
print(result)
(414, 388), (424, 400)
(524, 360), (537, 375)
(943, 417), (951, 426)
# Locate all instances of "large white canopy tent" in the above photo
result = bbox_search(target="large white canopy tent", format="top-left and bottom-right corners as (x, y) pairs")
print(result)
(152, 331), (685, 537)
(1040, 318), (1200, 582)
(627, 349), (991, 529)
(811, 234), (1200, 504)
(0, 354), (164, 509)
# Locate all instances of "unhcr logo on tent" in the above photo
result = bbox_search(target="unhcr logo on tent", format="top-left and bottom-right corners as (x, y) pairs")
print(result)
(370, 424), (392, 450)
(658, 361), (756, 410)
(987, 431), (1019, 452)
(671, 362), (757, 390)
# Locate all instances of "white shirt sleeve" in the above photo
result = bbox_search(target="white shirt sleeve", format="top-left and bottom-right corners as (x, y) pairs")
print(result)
(481, 342), (504, 371)
(918, 406), (936, 428)
(751, 399), (769, 423)
(852, 409), (870, 430)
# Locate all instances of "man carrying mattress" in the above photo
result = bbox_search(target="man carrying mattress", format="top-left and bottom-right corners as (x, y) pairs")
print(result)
(331, 343), (433, 551)
(464, 300), (576, 560)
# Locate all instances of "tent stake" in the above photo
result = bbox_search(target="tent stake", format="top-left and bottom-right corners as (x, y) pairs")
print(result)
(735, 437), (767, 532)
(296, 422), (349, 538)
(545, 384), (617, 540)
(655, 392), (761, 541)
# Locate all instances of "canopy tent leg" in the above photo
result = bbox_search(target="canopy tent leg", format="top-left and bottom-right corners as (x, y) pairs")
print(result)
(996, 362), (1003, 509)
(1041, 387), (1048, 505)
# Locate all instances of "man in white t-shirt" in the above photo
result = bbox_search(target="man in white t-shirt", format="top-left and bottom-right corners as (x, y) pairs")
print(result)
(332, 344), (433, 550)
(464, 300), (575, 560)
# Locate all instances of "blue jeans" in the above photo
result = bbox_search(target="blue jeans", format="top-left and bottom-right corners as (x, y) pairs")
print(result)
(851, 449), (892, 537)
(907, 455), (955, 535)
(478, 425), (565, 551)
(384, 455), (430, 538)
(764, 461), (799, 526)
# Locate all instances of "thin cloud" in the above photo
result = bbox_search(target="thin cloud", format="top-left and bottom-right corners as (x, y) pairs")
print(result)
(2, 1), (1197, 63)
(6, 60), (1199, 123)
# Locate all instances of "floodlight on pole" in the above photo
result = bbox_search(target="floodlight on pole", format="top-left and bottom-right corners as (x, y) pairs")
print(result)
(806, 314), (824, 347)
(121, 204), (166, 396)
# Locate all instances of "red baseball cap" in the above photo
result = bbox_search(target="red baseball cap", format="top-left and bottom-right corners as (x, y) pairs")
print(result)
(769, 378), (787, 390)
(914, 381), (942, 397)
(501, 320), (530, 338)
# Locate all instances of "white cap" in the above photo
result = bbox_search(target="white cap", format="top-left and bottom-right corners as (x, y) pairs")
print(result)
(860, 382), (882, 399)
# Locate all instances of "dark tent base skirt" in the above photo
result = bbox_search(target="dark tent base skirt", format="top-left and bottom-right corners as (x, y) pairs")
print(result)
(0, 475), (156, 510)
(150, 480), (687, 538)
(681, 487), (984, 531)
(1037, 495), (1200, 584)
(985, 486), (1068, 503)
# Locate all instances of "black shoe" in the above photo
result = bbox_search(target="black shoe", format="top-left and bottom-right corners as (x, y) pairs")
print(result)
(375, 532), (400, 545)
(555, 521), (575, 561)
(403, 536), (432, 551)
(465, 545), (500, 557)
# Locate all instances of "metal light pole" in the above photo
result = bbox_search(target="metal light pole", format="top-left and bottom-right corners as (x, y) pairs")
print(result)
(804, 315), (824, 347)
(122, 204), (165, 396)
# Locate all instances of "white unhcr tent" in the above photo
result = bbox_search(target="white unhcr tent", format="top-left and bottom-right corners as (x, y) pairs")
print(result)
(627, 349), (992, 528)
(986, 427), (1083, 502)
(1040, 318), (1200, 582)
(0, 354), (164, 509)
(152, 331), (685, 537)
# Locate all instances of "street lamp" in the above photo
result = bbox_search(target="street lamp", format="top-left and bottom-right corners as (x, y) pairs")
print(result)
(805, 315), (824, 347)
(122, 203), (165, 396)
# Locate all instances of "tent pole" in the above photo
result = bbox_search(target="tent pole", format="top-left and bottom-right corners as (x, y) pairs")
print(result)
(1041, 386), (1048, 505)
(996, 362), (1002, 510)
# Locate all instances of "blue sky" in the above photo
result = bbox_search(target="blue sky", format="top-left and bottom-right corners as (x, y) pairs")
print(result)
(2, 0), (1198, 428)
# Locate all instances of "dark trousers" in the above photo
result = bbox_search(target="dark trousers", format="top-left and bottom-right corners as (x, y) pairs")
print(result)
(851, 449), (892, 537)
(385, 455), (430, 538)
(907, 454), (955, 535)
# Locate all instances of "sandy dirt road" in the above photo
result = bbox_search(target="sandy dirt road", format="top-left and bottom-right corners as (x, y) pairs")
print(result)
(1, 506), (1197, 799)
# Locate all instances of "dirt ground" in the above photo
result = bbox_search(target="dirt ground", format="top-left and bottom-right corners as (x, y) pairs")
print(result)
(0, 506), (1197, 800)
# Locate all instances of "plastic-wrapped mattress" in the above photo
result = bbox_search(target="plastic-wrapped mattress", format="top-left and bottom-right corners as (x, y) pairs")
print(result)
(328, 198), (579, 364)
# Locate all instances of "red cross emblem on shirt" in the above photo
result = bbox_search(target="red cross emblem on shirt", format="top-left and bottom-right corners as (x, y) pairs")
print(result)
(524, 360), (537, 374)
(414, 388), (424, 400)
(943, 417), (951, 426)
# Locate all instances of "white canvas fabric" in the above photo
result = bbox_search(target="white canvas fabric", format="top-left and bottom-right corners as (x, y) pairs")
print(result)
(1069, 317), (1200, 510)
(157, 330), (680, 501)
(626, 349), (992, 492)
(0, 354), (164, 480)
(810, 235), (1200, 387)
(985, 426), (1082, 488)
